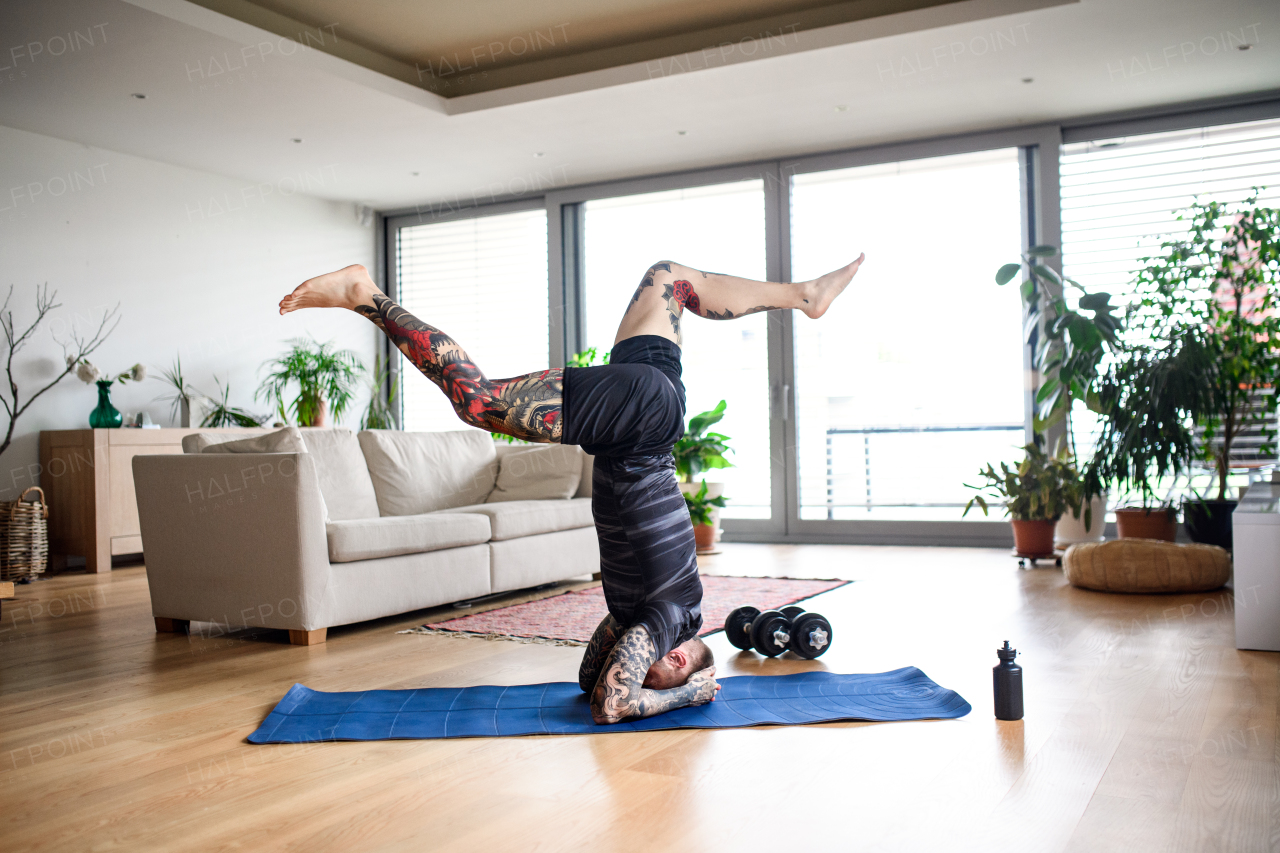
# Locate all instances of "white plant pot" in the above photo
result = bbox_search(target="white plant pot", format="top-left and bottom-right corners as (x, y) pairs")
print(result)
(678, 481), (724, 542)
(180, 396), (212, 429)
(1055, 494), (1108, 547)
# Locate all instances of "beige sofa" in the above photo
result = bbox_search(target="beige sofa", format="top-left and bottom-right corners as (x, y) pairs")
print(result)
(132, 428), (598, 644)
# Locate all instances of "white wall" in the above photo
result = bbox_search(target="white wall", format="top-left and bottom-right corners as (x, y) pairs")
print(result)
(0, 123), (377, 502)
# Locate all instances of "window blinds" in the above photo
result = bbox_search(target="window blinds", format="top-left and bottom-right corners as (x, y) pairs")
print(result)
(395, 208), (549, 432)
(1061, 117), (1280, 307)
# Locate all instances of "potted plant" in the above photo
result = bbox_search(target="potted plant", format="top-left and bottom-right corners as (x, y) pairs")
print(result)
(201, 378), (267, 428)
(1090, 322), (1215, 541)
(682, 480), (727, 554)
(1125, 196), (1280, 548)
(963, 443), (1082, 557)
(995, 247), (1123, 544)
(360, 354), (401, 430)
(673, 400), (734, 537)
(257, 339), (363, 427)
(157, 356), (209, 428)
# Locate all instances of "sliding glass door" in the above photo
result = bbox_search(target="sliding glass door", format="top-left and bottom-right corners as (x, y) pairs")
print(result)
(394, 205), (549, 431)
(788, 148), (1026, 524)
(581, 181), (773, 519)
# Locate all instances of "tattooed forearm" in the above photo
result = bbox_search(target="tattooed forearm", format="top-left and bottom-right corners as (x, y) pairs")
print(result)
(356, 293), (564, 442)
(590, 626), (715, 724)
(578, 614), (622, 693)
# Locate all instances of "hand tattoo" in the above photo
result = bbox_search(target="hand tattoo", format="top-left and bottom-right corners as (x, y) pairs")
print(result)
(356, 293), (564, 442)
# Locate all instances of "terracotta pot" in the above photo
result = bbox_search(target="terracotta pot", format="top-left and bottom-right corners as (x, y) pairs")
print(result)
(1114, 507), (1177, 542)
(302, 397), (328, 428)
(693, 523), (716, 552)
(1011, 519), (1057, 557)
(679, 481), (724, 537)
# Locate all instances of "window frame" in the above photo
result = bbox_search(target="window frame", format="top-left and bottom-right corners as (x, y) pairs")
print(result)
(376, 91), (1280, 546)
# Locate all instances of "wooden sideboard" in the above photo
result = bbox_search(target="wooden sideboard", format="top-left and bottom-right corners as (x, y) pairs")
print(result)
(39, 428), (266, 572)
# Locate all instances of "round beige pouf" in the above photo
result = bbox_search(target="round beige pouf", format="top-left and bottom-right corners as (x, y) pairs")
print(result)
(1062, 539), (1230, 593)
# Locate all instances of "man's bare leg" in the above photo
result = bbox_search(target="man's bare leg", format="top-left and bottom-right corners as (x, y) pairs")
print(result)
(279, 264), (563, 442)
(614, 255), (864, 345)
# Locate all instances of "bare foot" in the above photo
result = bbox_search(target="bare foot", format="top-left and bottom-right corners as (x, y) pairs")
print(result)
(279, 264), (378, 315)
(801, 253), (864, 319)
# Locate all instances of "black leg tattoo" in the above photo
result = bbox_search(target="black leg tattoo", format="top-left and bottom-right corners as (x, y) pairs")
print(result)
(624, 262), (672, 317)
(578, 614), (622, 693)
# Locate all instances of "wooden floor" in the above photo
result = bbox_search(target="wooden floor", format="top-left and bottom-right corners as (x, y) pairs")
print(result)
(2, 544), (1277, 852)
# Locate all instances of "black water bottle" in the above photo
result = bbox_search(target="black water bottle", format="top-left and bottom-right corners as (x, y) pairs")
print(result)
(993, 641), (1023, 721)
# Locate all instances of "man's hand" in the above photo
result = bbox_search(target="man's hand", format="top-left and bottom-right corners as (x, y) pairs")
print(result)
(685, 666), (720, 705)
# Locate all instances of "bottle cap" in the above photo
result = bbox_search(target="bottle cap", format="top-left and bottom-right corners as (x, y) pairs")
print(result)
(997, 640), (1017, 662)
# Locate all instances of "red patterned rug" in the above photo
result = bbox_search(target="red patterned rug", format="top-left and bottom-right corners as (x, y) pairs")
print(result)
(404, 576), (849, 646)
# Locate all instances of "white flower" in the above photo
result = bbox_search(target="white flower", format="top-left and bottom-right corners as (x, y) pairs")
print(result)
(75, 361), (101, 384)
(130, 363), (147, 382)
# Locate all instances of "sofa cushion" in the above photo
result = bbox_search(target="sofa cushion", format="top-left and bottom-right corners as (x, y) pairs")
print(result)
(326, 512), (491, 563)
(190, 427), (303, 454)
(439, 498), (593, 541)
(488, 444), (583, 503)
(358, 429), (498, 516)
(298, 429), (381, 521)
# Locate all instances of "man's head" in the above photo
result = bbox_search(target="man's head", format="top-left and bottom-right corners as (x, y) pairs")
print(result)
(642, 637), (714, 690)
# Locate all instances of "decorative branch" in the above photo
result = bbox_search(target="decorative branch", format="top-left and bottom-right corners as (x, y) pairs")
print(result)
(0, 284), (120, 459)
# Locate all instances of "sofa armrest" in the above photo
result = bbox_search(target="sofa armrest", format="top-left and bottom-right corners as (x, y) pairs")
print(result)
(132, 452), (332, 631)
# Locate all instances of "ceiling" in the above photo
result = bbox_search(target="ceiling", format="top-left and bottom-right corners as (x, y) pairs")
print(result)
(1, 0), (1277, 211)
(191, 0), (982, 95)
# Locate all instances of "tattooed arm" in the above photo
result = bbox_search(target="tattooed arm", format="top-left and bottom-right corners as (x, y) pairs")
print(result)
(578, 614), (623, 693)
(590, 625), (719, 724)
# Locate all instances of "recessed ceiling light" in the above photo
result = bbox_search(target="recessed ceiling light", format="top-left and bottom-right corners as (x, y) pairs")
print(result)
(291, 138), (303, 143)
(1021, 77), (1034, 84)
(834, 105), (848, 112)
(130, 93), (146, 99)
(533, 152), (545, 158)
(1238, 43), (1253, 51)
(677, 130), (687, 136)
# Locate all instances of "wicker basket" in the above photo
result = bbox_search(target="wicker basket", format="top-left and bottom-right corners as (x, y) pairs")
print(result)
(0, 486), (49, 582)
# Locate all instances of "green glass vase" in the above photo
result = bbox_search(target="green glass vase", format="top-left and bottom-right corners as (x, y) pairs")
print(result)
(88, 379), (122, 428)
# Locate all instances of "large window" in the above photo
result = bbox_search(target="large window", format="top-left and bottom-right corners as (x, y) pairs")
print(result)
(789, 148), (1025, 520)
(1061, 118), (1280, 478)
(582, 182), (771, 518)
(396, 208), (549, 432)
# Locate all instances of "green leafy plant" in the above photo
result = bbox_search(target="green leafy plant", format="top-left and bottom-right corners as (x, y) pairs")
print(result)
(1090, 324), (1216, 510)
(201, 378), (266, 428)
(672, 400), (733, 483)
(682, 480), (728, 526)
(567, 347), (610, 368)
(360, 353), (400, 430)
(257, 339), (363, 427)
(1121, 195), (1279, 501)
(963, 443), (1083, 522)
(995, 246), (1123, 449)
(156, 356), (201, 424)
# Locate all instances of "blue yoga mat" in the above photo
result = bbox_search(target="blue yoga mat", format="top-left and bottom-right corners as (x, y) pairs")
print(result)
(247, 667), (970, 743)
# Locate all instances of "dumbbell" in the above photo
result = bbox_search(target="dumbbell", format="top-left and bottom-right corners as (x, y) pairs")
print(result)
(723, 605), (833, 659)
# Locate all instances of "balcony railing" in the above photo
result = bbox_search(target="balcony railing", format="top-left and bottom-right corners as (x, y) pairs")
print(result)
(823, 424), (1025, 520)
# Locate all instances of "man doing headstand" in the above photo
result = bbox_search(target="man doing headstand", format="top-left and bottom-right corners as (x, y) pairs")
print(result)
(279, 253), (863, 724)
